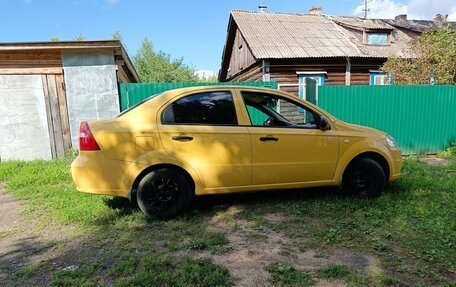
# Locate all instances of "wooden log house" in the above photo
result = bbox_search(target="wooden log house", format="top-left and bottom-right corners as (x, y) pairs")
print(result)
(219, 7), (455, 95)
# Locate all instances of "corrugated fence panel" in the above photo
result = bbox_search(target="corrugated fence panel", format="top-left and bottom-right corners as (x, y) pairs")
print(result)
(319, 85), (456, 154)
(120, 82), (277, 111)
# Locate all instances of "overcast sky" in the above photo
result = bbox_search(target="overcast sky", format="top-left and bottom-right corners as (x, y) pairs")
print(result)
(3, 0), (455, 73)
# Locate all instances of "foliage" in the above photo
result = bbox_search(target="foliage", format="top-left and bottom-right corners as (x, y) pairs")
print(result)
(438, 142), (456, 158)
(73, 33), (85, 41)
(196, 71), (218, 83)
(266, 262), (315, 286)
(382, 26), (456, 85)
(133, 37), (198, 82)
(0, 156), (113, 226)
(198, 74), (218, 83)
(177, 257), (231, 287)
(114, 256), (231, 287)
(50, 36), (60, 42)
(112, 30), (123, 41)
(316, 264), (352, 279)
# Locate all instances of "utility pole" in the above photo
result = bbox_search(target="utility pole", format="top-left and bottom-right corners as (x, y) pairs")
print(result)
(361, 0), (372, 19)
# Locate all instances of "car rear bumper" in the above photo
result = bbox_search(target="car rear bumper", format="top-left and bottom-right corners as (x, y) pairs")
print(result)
(71, 151), (130, 198)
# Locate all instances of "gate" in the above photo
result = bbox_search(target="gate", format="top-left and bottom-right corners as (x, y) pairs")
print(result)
(303, 77), (318, 105)
(277, 77), (318, 105)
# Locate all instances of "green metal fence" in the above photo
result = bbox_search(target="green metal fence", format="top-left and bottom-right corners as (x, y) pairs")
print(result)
(119, 82), (277, 111)
(319, 85), (456, 154)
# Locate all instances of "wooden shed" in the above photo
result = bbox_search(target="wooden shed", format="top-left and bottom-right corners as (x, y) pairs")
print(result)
(0, 40), (139, 161)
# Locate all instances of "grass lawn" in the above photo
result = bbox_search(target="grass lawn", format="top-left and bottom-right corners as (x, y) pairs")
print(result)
(0, 146), (455, 286)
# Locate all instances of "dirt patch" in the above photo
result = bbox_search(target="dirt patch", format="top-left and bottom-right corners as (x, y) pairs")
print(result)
(0, 183), (21, 233)
(204, 215), (380, 287)
(0, 183), (83, 286)
(420, 155), (449, 166)
(263, 213), (286, 224)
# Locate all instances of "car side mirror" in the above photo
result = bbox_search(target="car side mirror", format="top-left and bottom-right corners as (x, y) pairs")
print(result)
(319, 116), (330, 131)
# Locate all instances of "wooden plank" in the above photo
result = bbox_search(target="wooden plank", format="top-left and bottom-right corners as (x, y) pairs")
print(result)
(0, 67), (63, 74)
(0, 41), (121, 51)
(0, 51), (61, 60)
(46, 75), (65, 158)
(117, 67), (129, 83)
(42, 75), (56, 159)
(0, 60), (61, 65)
(55, 74), (72, 151)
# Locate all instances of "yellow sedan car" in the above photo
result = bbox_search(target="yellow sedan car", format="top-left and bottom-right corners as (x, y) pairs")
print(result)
(72, 86), (402, 219)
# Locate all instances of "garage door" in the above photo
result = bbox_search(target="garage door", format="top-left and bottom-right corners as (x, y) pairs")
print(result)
(0, 75), (52, 160)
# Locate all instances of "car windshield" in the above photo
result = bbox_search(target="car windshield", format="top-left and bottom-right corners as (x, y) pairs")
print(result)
(117, 93), (163, 117)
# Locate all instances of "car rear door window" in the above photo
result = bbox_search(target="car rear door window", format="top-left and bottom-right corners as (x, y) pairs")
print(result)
(162, 91), (237, 125)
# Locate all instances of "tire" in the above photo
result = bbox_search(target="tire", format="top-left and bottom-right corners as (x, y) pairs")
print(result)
(342, 158), (385, 198)
(137, 168), (193, 220)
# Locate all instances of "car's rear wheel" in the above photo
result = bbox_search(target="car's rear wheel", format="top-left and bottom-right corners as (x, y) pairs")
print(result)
(137, 168), (192, 219)
(342, 158), (385, 198)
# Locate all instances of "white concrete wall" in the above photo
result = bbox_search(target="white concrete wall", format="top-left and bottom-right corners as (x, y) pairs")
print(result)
(0, 75), (52, 160)
(62, 51), (120, 148)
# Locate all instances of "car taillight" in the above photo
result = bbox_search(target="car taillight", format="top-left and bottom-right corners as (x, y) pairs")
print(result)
(79, 122), (100, 151)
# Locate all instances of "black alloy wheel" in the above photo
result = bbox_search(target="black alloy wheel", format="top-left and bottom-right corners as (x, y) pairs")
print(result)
(342, 158), (385, 198)
(137, 168), (192, 219)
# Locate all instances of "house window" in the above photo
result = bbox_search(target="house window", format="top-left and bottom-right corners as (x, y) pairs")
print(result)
(370, 73), (389, 85)
(367, 33), (388, 45)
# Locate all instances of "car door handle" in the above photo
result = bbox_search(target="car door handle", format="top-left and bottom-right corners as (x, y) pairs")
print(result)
(172, 135), (193, 142)
(259, 136), (279, 142)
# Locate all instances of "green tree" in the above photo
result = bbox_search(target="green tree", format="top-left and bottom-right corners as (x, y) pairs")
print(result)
(197, 71), (218, 83)
(203, 74), (218, 83)
(133, 37), (198, 82)
(50, 36), (60, 42)
(112, 30), (122, 41)
(74, 33), (85, 41)
(382, 26), (456, 85)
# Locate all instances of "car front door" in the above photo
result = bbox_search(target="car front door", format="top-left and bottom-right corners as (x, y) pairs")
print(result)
(239, 90), (338, 186)
(157, 90), (252, 192)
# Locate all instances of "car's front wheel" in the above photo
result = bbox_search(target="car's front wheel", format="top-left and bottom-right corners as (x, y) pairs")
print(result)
(137, 168), (193, 219)
(342, 158), (385, 198)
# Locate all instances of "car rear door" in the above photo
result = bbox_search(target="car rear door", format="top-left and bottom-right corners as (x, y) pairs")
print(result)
(157, 89), (252, 192)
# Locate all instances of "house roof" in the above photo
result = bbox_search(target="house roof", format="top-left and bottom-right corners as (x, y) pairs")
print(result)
(382, 18), (456, 32)
(229, 10), (424, 60)
(331, 16), (393, 31)
(0, 40), (139, 82)
(230, 10), (363, 59)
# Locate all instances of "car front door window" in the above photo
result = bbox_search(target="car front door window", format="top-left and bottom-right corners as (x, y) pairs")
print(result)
(242, 92), (319, 129)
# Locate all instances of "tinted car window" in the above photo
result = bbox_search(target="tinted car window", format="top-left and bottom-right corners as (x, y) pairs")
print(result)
(162, 91), (237, 125)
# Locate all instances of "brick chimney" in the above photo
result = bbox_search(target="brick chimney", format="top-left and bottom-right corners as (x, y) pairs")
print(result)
(395, 14), (407, 21)
(309, 7), (322, 15)
(433, 14), (448, 26)
(258, 5), (268, 13)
